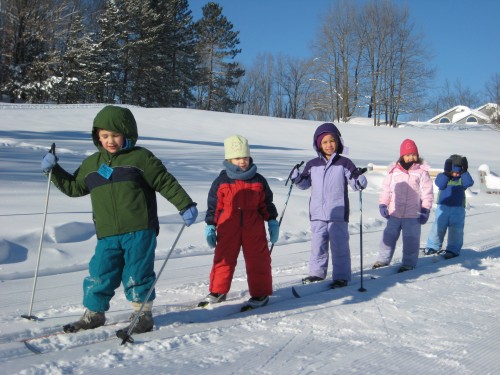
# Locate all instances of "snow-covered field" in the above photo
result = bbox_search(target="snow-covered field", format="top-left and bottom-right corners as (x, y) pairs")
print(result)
(1, 104), (499, 374)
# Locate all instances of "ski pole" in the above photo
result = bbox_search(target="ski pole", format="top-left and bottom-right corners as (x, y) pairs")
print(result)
(270, 161), (304, 254)
(22, 143), (56, 320)
(358, 189), (366, 292)
(353, 167), (368, 293)
(117, 223), (186, 345)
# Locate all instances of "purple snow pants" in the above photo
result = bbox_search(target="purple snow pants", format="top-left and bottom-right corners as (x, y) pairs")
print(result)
(309, 220), (351, 281)
(378, 216), (421, 268)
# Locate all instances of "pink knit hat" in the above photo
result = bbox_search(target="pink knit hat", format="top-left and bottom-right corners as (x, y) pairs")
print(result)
(400, 139), (418, 157)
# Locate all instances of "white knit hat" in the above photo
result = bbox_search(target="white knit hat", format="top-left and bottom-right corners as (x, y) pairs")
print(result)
(224, 135), (250, 159)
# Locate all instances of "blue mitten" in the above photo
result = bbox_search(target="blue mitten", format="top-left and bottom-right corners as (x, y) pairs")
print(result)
(379, 204), (390, 219)
(180, 204), (198, 227)
(419, 208), (430, 224)
(356, 175), (367, 190)
(41, 153), (58, 174)
(205, 225), (217, 248)
(268, 219), (279, 244)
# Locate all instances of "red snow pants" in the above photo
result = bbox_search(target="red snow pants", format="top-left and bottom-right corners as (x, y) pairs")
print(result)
(209, 210), (272, 297)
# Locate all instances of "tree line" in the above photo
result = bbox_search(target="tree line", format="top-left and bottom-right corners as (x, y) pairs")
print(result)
(1, 0), (498, 125)
(0, 0), (242, 111)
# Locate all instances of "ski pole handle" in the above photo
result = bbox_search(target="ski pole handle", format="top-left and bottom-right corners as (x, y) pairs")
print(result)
(286, 161), (304, 186)
(351, 167), (367, 179)
(49, 143), (56, 155)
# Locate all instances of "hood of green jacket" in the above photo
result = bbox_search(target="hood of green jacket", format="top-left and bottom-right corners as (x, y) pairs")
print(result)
(91, 105), (138, 149)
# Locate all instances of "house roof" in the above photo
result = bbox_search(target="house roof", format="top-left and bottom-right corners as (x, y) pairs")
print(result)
(475, 102), (499, 112)
(428, 104), (491, 123)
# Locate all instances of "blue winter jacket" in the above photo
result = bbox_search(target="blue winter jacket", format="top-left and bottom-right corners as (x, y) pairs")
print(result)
(434, 171), (474, 207)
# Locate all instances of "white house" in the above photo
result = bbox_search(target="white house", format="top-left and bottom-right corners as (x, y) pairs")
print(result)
(428, 103), (499, 125)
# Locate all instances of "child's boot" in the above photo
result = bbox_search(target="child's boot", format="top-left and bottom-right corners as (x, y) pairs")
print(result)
(126, 302), (154, 334)
(63, 309), (105, 333)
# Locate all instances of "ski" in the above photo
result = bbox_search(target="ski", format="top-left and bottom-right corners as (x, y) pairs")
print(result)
(291, 280), (333, 298)
(19, 294), (247, 354)
(21, 320), (126, 355)
(240, 304), (258, 312)
(239, 297), (269, 312)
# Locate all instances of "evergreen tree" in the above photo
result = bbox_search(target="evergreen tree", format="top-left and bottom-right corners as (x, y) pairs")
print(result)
(194, 2), (244, 112)
(144, 0), (199, 107)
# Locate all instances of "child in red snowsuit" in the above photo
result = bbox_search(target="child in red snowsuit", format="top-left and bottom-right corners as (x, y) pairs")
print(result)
(200, 135), (279, 309)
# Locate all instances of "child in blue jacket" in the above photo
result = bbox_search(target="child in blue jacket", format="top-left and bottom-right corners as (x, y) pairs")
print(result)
(424, 154), (474, 259)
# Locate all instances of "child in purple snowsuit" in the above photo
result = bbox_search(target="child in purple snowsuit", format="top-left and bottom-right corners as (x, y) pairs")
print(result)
(373, 139), (434, 273)
(291, 123), (367, 288)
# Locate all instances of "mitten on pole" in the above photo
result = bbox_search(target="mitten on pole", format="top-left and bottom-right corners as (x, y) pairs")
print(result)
(287, 161), (304, 185)
(351, 167), (368, 190)
(355, 175), (368, 190)
(180, 203), (198, 227)
(41, 143), (58, 174)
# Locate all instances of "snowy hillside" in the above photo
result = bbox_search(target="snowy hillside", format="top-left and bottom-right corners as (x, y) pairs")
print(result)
(0, 105), (499, 374)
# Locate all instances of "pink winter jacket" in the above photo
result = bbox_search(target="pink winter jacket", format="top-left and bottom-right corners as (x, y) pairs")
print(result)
(379, 163), (434, 219)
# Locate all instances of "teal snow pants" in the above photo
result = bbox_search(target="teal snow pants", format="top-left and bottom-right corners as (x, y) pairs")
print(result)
(83, 228), (157, 312)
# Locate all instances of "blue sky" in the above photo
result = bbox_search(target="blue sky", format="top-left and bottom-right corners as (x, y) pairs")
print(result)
(190, 0), (500, 99)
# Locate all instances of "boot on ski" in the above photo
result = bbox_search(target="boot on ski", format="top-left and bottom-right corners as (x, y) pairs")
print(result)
(241, 296), (269, 312)
(121, 311), (154, 334)
(198, 292), (227, 308)
(63, 309), (105, 333)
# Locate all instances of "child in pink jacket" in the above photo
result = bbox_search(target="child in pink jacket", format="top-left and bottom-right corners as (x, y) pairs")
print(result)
(373, 139), (434, 273)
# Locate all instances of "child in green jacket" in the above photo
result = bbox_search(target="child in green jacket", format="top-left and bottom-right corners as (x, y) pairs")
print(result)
(41, 105), (198, 334)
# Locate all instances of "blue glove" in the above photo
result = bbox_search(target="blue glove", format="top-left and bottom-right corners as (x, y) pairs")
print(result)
(356, 175), (367, 190)
(419, 208), (430, 224)
(205, 225), (217, 248)
(379, 204), (390, 219)
(41, 153), (58, 174)
(268, 219), (279, 244)
(180, 204), (198, 227)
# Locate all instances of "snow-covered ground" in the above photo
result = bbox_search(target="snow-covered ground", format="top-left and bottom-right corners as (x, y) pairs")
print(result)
(1, 104), (499, 374)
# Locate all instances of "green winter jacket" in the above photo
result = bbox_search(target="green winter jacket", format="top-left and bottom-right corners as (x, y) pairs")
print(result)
(51, 105), (194, 239)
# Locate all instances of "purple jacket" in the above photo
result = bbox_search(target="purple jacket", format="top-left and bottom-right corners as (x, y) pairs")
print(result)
(294, 123), (362, 222)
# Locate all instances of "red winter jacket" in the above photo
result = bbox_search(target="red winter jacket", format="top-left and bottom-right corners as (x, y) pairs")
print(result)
(206, 171), (277, 226)
(205, 162), (277, 297)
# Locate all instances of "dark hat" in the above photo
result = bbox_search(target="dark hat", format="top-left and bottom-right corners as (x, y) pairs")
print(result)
(449, 154), (463, 166)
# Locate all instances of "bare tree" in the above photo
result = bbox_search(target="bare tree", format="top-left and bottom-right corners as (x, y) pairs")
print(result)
(276, 55), (312, 119)
(310, 0), (362, 122)
(485, 73), (500, 105)
(382, 6), (433, 126)
(484, 73), (500, 126)
(432, 79), (483, 115)
(234, 53), (275, 116)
